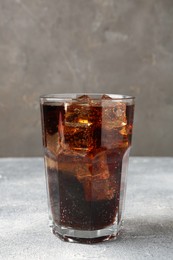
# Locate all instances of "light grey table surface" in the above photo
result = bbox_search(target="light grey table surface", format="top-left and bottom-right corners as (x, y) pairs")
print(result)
(0, 157), (173, 260)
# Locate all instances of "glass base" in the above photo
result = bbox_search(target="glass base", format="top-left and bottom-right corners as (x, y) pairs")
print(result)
(50, 222), (122, 244)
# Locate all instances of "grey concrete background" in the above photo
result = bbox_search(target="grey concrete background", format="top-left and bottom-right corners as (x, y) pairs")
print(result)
(0, 0), (173, 157)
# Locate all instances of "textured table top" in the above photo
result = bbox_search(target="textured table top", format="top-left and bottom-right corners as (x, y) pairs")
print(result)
(0, 157), (173, 260)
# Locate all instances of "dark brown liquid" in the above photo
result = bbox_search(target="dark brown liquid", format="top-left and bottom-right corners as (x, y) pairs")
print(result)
(47, 168), (118, 230)
(41, 100), (134, 230)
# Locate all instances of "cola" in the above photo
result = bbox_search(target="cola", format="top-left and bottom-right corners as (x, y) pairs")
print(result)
(40, 94), (134, 243)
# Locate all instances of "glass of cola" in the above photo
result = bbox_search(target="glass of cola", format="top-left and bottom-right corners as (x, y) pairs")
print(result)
(40, 93), (135, 244)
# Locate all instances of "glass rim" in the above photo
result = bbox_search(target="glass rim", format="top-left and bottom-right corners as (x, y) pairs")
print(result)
(40, 93), (135, 102)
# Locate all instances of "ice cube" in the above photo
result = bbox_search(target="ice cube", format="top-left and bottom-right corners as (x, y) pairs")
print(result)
(92, 150), (110, 180)
(84, 176), (117, 201)
(57, 150), (92, 180)
(64, 99), (102, 151)
(101, 126), (129, 149)
(76, 94), (91, 103)
(81, 150), (117, 201)
(101, 99), (128, 148)
(64, 123), (94, 151)
(102, 102), (127, 129)
(101, 94), (112, 100)
(57, 149), (118, 201)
